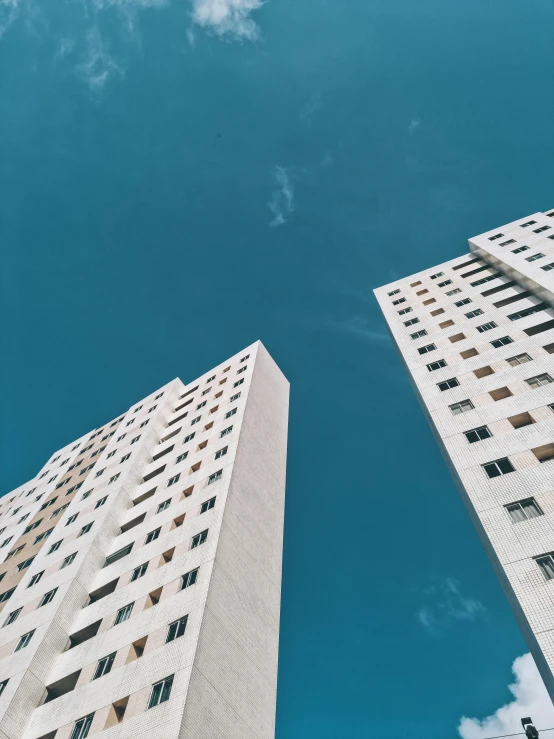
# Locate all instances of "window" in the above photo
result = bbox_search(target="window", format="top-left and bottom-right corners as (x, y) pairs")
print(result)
(234, 378), (244, 388)
(196, 401), (207, 410)
(404, 318), (419, 326)
(449, 400), (474, 415)
(512, 245), (529, 254)
(62, 552), (77, 568)
(483, 458), (515, 479)
(167, 474), (180, 487)
(106, 451), (116, 459)
(148, 675), (174, 709)
(410, 330), (427, 339)
(183, 433), (195, 444)
(470, 272), (502, 287)
(120, 454), (131, 464)
(17, 556), (36, 572)
(131, 563), (148, 581)
(437, 378), (459, 391)
(6, 544), (25, 559)
(116, 434), (126, 442)
(39, 588), (57, 606)
(489, 233), (504, 241)
(214, 446), (228, 461)
(455, 298), (472, 307)
(104, 544), (132, 566)
(507, 353), (532, 366)
(542, 262), (554, 272)
(131, 435), (140, 444)
(166, 616), (188, 643)
(445, 288), (461, 296)
(93, 468), (104, 478)
(93, 653), (116, 680)
(465, 309), (484, 319)
(526, 374), (553, 389)
(191, 416), (201, 425)
(388, 289), (400, 296)
(181, 567), (199, 589)
(40, 497), (58, 510)
(81, 491), (92, 500)
(491, 336), (513, 348)
(51, 503), (70, 518)
(0, 536), (12, 549)
(221, 426), (233, 437)
(508, 303), (548, 321)
(392, 298), (406, 305)
(5, 607), (22, 625)
(148, 406), (157, 413)
(520, 220), (536, 228)
(437, 279), (452, 288)
(176, 452), (188, 464)
(506, 499), (542, 523)
(418, 344), (436, 355)
(200, 497), (216, 513)
(499, 239), (515, 246)
(230, 392), (241, 402)
(114, 603), (134, 625)
(398, 307), (412, 315)
(70, 714), (94, 739)
(157, 499), (171, 513)
(476, 321), (497, 333)
(225, 408), (237, 419)
(191, 529), (208, 549)
(66, 482), (83, 495)
(140, 419), (149, 428)
(66, 513), (78, 526)
(0, 588), (15, 604)
(236, 366), (247, 374)
(28, 571), (44, 586)
(145, 528), (161, 544)
(48, 541), (62, 554)
(534, 225), (551, 233)
(15, 630), (34, 651)
(208, 470), (222, 485)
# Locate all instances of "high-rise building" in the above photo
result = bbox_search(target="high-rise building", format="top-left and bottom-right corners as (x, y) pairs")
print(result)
(375, 208), (554, 700)
(0, 342), (289, 739)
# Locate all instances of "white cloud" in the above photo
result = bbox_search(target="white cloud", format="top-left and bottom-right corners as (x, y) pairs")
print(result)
(0, 0), (20, 38)
(77, 27), (124, 92)
(415, 577), (486, 636)
(459, 653), (554, 739)
(190, 0), (263, 40)
(408, 117), (421, 135)
(268, 165), (294, 228)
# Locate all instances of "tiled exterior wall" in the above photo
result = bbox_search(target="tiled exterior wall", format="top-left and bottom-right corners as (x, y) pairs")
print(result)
(0, 341), (288, 739)
(374, 208), (554, 701)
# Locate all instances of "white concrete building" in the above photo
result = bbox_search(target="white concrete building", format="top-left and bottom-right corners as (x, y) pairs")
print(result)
(0, 342), (289, 739)
(375, 208), (554, 701)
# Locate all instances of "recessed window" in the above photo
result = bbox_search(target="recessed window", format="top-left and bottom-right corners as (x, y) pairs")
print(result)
(426, 360), (447, 371)
(167, 474), (181, 487)
(490, 386), (513, 401)
(131, 563), (148, 582)
(506, 498), (542, 523)
(508, 303), (548, 321)
(418, 344), (436, 355)
(449, 333), (466, 343)
(183, 433), (195, 444)
(225, 408), (237, 419)
(491, 336), (513, 348)
(104, 544), (132, 567)
(114, 603), (134, 625)
(439, 320), (454, 329)
(15, 630), (34, 652)
(473, 366), (494, 379)
(476, 322), (497, 333)
(39, 588), (57, 607)
(423, 298), (436, 306)
(437, 378), (459, 391)
(28, 571), (44, 587)
(70, 714), (94, 739)
(465, 309), (484, 319)
(416, 289), (428, 296)
(508, 412), (535, 429)
(464, 426), (491, 443)
(483, 458), (515, 479)
(93, 653), (116, 680)
(449, 400), (474, 415)
(215, 446), (228, 460)
(79, 523), (93, 536)
(181, 568), (199, 589)
(0, 588), (15, 604)
(191, 416), (201, 425)
(191, 529), (208, 549)
(221, 426), (233, 437)
(48, 541), (62, 554)
(65, 514), (78, 526)
(532, 444), (554, 463)
(5, 607), (22, 625)
(166, 616), (188, 643)
(148, 675), (174, 709)
(526, 373), (553, 389)
(230, 392), (241, 402)
(145, 528), (161, 544)
(61, 552), (77, 569)
(200, 497), (216, 513)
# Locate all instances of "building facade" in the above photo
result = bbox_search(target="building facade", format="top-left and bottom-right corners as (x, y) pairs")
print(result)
(0, 342), (289, 739)
(375, 208), (554, 700)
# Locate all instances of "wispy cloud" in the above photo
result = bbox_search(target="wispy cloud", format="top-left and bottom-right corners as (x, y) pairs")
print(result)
(408, 117), (421, 135)
(77, 27), (125, 92)
(190, 0), (263, 40)
(415, 577), (486, 636)
(459, 654), (554, 739)
(268, 165), (295, 228)
(0, 0), (20, 38)
(330, 315), (391, 345)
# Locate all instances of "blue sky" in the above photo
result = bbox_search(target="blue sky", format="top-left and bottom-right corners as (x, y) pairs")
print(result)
(2, 0), (554, 736)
